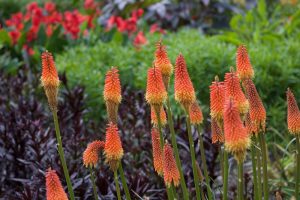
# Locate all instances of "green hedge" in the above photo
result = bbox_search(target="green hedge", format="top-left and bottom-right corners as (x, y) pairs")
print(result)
(56, 29), (300, 141)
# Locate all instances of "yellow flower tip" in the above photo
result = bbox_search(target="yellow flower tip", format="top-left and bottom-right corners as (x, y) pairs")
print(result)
(145, 67), (167, 106)
(225, 138), (251, 162)
(104, 123), (124, 171)
(189, 101), (203, 125)
(83, 140), (105, 168)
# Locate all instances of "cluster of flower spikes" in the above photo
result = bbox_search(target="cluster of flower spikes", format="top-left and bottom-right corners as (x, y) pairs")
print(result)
(174, 54), (196, 111)
(41, 51), (60, 112)
(45, 169), (68, 200)
(287, 88), (300, 135)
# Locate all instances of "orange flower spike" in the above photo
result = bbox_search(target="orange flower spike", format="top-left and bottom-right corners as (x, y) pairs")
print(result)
(236, 45), (254, 80)
(163, 143), (180, 187)
(245, 112), (256, 136)
(154, 41), (173, 87)
(223, 99), (250, 162)
(210, 76), (225, 123)
(244, 79), (266, 134)
(211, 119), (224, 144)
(46, 169), (68, 200)
(287, 88), (300, 135)
(145, 67), (167, 108)
(151, 106), (167, 127)
(41, 51), (60, 111)
(189, 101), (203, 125)
(224, 71), (249, 115)
(103, 67), (122, 123)
(83, 140), (105, 168)
(174, 54), (196, 110)
(151, 128), (164, 176)
(104, 123), (124, 171)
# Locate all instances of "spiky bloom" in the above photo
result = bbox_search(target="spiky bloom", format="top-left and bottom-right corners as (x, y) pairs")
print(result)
(83, 140), (105, 168)
(210, 77), (225, 123)
(103, 67), (121, 123)
(163, 143), (180, 187)
(46, 169), (68, 200)
(154, 41), (173, 88)
(174, 54), (196, 110)
(151, 106), (167, 127)
(287, 88), (300, 135)
(224, 71), (249, 115)
(236, 45), (254, 80)
(223, 99), (250, 162)
(145, 67), (167, 112)
(244, 79), (266, 134)
(41, 51), (60, 111)
(151, 128), (164, 176)
(189, 101), (203, 125)
(211, 119), (224, 144)
(104, 123), (123, 171)
(245, 112), (255, 136)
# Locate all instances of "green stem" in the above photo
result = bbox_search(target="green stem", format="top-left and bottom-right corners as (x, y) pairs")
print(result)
(258, 133), (269, 200)
(118, 163), (131, 200)
(254, 136), (262, 200)
(114, 171), (122, 200)
(223, 150), (229, 200)
(166, 97), (189, 200)
(219, 145), (224, 181)
(237, 161), (244, 200)
(166, 185), (174, 200)
(295, 135), (300, 198)
(52, 112), (75, 200)
(197, 125), (213, 200)
(89, 167), (98, 200)
(250, 139), (258, 200)
(185, 110), (201, 200)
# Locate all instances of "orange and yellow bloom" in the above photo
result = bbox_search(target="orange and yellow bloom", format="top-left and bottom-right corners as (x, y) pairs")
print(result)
(210, 77), (225, 123)
(174, 54), (196, 110)
(104, 123), (124, 171)
(163, 143), (180, 187)
(46, 169), (68, 200)
(211, 118), (224, 144)
(189, 101), (203, 125)
(236, 45), (254, 80)
(83, 140), (105, 168)
(41, 51), (60, 111)
(151, 128), (164, 176)
(151, 106), (167, 127)
(287, 88), (300, 135)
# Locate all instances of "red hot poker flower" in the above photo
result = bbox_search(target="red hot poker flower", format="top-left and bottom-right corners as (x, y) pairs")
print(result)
(287, 88), (300, 135)
(244, 79), (266, 134)
(163, 143), (180, 187)
(211, 118), (224, 144)
(151, 106), (167, 127)
(174, 54), (196, 110)
(210, 77), (225, 123)
(224, 71), (249, 115)
(104, 123), (124, 171)
(46, 169), (68, 200)
(41, 51), (60, 111)
(223, 99), (250, 162)
(236, 45), (254, 80)
(189, 101), (203, 125)
(83, 140), (105, 168)
(151, 128), (164, 176)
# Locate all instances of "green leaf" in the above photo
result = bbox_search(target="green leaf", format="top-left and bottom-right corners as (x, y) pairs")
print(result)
(0, 29), (12, 46)
(257, 0), (267, 21)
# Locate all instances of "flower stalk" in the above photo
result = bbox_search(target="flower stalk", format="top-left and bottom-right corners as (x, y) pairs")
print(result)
(223, 150), (228, 200)
(237, 161), (244, 200)
(114, 171), (122, 200)
(118, 163), (132, 200)
(250, 138), (258, 200)
(89, 167), (98, 200)
(258, 133), (268, 199)
(296, 135), (300, 198)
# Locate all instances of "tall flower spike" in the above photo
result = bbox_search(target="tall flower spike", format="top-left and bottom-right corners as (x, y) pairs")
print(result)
(211, 118), (224, 144)
(83, 140), (105, 168)
(151, 106), (167, 127)
(154, 40), (173, 88)
(46, 169), (68, 200)
(163, 143), (180, 187)
(151, 128), (164, 176)
(210, 76), (225, 124)
(189, 101), (203, 125)
(174, 54), (196, 111)
(287, 88), (300, 135)
(223, 99), (250, 163)
(245, 112), (255, 136)
(244, 79), (266, 134)
(104, 67), (122, 123)
(236, 45), (254, 80)
(104, 123), (124, 171)
(145, 67), (167, 112)
(41, 51), (60, 112)
(224, 70), (249, 115)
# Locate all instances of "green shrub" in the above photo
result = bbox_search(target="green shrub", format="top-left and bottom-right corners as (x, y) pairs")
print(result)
(56, 29), (300, 142)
